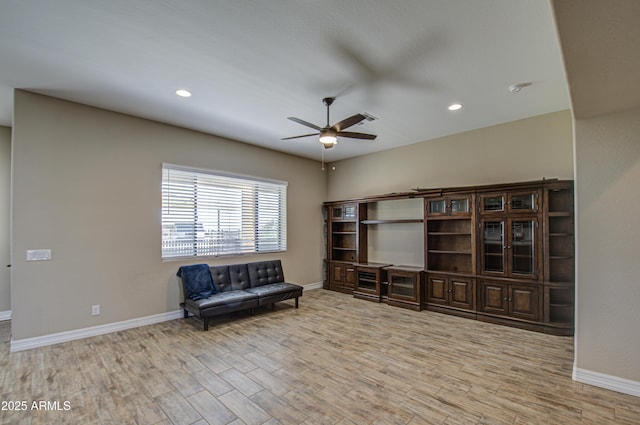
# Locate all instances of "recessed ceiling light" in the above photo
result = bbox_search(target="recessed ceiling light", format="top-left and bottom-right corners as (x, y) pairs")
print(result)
(176, 89), (192, 98)
(448, 103), (463, 111)
(508, 82), (532, 93)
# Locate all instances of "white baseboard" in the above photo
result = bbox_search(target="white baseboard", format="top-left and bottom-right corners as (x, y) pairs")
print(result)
(304, 281), (323, 291)
(10, 286), (319, 352)
(10, 310), (183, 352)
(573, 367), (640, 397)
(0, 310), (11, 321)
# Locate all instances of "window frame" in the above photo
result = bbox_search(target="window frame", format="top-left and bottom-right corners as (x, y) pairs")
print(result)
(161, 163), (287, 260)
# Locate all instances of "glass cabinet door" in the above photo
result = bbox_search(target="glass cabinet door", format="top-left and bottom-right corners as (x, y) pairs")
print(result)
(389, 275), (415, 299)
(428, 199), (447, 215)
(343, 205), (357, 219)
(450, 197), (469, 214)
(331, 203), (357, 221)
(427, 196), (471, 216)
(481, 194), (505, 213)
(357, 270), (377, 292)
(509, 192), (538, 212)
(481, 191), (539, 214)
(510, 219), (535, 275)
(483, 221), (505, 273)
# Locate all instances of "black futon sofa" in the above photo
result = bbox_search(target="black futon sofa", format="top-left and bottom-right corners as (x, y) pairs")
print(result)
(178, 259), (303, 330)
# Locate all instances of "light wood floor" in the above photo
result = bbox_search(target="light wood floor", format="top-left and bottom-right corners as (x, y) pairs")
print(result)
(1, 289), (639, 425)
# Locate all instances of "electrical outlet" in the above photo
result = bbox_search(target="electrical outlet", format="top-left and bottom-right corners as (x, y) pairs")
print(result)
(91, 305), (100, 316)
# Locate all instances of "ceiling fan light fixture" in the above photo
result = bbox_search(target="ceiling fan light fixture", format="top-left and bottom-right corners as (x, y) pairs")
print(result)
(319, 129), (337, 146)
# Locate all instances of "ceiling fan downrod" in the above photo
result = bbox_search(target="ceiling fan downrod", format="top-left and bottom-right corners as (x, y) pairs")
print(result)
(323, 97), (335, 127)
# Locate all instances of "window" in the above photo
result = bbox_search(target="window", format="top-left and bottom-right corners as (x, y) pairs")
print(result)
(162, 164), (287, 259)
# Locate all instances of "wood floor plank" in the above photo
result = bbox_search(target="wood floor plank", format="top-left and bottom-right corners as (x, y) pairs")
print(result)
(219, 368), (264, 397)
(154, 390), (202, 425)
(186, 389), (237, 425)
(250, 389), (309, 425)
(218, 389), (271, 425)
(191, 368), (234, 397)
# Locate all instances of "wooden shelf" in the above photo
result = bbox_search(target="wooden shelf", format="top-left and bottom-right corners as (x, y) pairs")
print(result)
(361, 219), (423, 225)
(428, 232), (471, 236)
(428, 250), (472, 255)
(548, 212), (573, 217)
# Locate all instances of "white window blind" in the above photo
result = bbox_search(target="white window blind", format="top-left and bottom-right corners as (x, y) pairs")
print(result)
(162, 164), (287, 259)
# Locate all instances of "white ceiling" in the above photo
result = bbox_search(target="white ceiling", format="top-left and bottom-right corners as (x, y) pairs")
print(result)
(0, 0), (570, 162)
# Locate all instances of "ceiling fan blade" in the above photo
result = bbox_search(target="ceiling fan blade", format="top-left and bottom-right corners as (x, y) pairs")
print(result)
(281, 133), (318, 140)
(332, 113), (366, 132)
(287, 117), (322, 131)
(337, 131), (377, 140)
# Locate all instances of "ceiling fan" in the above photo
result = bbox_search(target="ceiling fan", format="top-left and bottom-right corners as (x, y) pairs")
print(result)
(282, 97), (377, 149)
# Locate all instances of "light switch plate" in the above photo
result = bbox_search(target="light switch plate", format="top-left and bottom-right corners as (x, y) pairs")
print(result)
(26, 249), (52, 261)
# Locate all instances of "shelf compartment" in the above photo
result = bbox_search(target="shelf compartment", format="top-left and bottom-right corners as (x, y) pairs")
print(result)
(548, 234), (574, 258)
(332, 222), (357, 233)
(548, 189), (573, 213)
(548, 257), (574, 282)
(549, 304), (574, 323)
(427, 219), (471, 234)
(427, 251), (472, 274)
(548, 286), (574, 305)
(548, 216), (573, 234)
(428, 234), (472, 252)
(332, 233), (356, 250)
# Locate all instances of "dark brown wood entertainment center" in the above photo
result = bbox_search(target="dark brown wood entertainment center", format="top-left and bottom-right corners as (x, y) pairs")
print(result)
(324, 179), (575, 335)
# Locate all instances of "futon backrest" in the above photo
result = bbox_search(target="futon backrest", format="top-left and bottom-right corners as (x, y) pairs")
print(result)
(209, 265), (231, 292)
(247, 260), (285, 287)
(229, 263), (251, 290)
(209, 264), (252, 291)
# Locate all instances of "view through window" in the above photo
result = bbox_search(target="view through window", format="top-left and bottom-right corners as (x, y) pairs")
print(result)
(162, 164), (287, 259)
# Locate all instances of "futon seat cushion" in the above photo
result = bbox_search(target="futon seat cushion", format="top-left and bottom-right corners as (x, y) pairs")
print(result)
(245, 282), (302, 297)
(187, 290), (258, 309)
(246, 282), (303, 307)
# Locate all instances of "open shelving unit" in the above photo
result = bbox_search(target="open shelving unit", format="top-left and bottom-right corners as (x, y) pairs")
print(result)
(426, 219), (474, 274)
(324, 179), (575, 335)
(331, 221), (358, 262)
(543, 182), (575, 333)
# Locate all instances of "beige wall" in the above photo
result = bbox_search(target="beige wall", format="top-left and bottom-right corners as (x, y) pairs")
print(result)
(11, 91), (326, 340)
(327, 110), (574, 201)
(574, 106), (640, 381)
(0, 126), (10, 314)
(327, 110), (574, 268)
